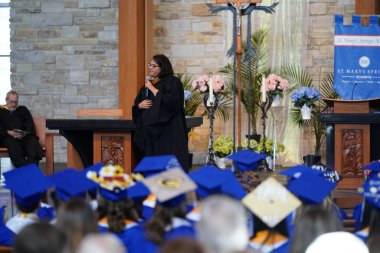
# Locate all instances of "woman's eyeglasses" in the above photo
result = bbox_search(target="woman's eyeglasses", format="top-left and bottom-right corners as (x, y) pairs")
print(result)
(148, 63), (160, 68)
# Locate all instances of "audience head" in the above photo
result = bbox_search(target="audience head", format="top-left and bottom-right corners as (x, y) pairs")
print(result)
(5, 90), (19, 111)
(197, 195), (249, 253)
(55, 198), (98, 253)
(290, 205), (343, 253)
(305, 231), (369, 253)
(13, 222), (69, 253)
(160, 238), (206, 253)
(77, 233), (125, 253)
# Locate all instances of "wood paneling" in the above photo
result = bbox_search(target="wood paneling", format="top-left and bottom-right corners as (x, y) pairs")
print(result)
(119, 0), (152, 118)
(93, 132), (132, 174)
(355, 0), (380, 14)
(335, 124), (368, 189)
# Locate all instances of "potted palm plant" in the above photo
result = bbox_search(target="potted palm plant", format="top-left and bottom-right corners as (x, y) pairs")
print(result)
(281, 65), (339, 164)
(219, 29), (270, 138)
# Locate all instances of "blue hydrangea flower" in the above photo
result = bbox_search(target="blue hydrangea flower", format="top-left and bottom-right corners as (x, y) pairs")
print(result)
(291, 86), (321, 108)
(184, 90), (192, 101)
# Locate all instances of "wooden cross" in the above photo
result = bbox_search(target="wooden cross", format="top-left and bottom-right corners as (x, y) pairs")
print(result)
(215, 0), (262, 149)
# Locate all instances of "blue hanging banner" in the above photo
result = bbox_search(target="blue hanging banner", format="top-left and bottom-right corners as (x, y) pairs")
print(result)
(334, 15), (380, 100)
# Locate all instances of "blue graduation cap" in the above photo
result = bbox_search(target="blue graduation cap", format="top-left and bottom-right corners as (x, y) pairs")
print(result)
(358, 173), (380, 209)
(134, 155), (182, 177)
(49, 169), (98, 201)
(227, 150), (267, 171)
(189, 165), (246, 200)
(287, 173), (337, 204)
(86, 165), (135, 202)
(279, 165), (324, 179)
(126, 182), (151, 202)
(4, 164), (53, 207)
(362, 161), (380, 172)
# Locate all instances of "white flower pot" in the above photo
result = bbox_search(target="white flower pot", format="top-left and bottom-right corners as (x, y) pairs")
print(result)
(266, 156), (274, 170)
(215, 156), (228, 169)
(301, 104), (312, 120)
(271, 94), (282, 107)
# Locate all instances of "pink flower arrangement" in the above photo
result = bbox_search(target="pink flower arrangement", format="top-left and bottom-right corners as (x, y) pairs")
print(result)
(192, 74), (225, 93)
(265, 74), (289, 96)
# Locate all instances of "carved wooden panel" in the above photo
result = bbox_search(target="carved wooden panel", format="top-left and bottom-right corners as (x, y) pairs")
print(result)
(101, 136), (124, 167)
(94, 132), (132, 174)
(335, 124), (369, 189)
(341, 129), (364, 177)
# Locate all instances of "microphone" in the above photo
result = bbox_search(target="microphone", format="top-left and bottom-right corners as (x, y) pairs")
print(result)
(145, 76), (151, 97)
(351, 82), (358, 100)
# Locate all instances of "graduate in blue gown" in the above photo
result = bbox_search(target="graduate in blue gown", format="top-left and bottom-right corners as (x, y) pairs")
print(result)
(136, 167), (197, 253)
(86, 164), (144, 253)
(355, 171), (380, 253)
(3, 164), (53, 236)
(242, 177), (301, 253)
(0, 206), (15, 246)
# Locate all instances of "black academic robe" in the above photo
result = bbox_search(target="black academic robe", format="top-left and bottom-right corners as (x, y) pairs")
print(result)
(132, 75), (189, 172)
(0, 105), (43, 168)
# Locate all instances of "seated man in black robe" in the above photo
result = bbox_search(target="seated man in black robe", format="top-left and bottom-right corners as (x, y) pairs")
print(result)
(0, 90), (43, 168)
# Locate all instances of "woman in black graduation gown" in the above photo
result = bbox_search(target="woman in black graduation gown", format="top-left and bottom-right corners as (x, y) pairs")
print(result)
(132, 54), (189, 172)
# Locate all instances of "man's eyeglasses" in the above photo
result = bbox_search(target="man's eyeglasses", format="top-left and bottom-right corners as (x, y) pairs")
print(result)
(148, 63), (160, 68)
(7, 100), (18, 104)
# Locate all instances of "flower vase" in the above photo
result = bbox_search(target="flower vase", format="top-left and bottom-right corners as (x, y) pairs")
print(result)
(271, 94), (282, 107)
(301, 104), (312, 120)
(215, 156), (228, 169)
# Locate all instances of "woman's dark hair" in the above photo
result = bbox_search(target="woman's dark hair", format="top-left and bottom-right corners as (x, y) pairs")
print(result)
(14, 222), (69, 253)
(290, 205), (343, 253)
(16, 200), (40, 214)
(366, 207), (380, 252)
(160, 238), (206, 253)
(97, 197), (139, 233)
(55, 198), (98, 253)
(145, 199), (187, 246)
(152, 54), (174, 78)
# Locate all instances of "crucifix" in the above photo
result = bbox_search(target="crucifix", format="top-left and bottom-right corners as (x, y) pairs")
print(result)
(208, 0), (278, 151)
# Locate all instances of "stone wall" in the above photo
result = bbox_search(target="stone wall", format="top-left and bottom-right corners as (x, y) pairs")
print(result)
(10, 0), (356, 165)
(10, 0), (119, 162)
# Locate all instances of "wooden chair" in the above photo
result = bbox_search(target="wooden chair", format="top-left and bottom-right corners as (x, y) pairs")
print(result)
(67, 109), (123, 169)
(77, 108), (123, 117)
(0, 116), (56, 175)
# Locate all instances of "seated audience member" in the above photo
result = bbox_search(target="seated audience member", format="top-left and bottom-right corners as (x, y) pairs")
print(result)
(55, 198), (98, 253)
(133, 155), (185, 220)
(0, 206), (15, 246)
(187, 165), (247, 224)
(160, 238), (206, 253)
(242, 177), (302, 253)
(13, 222), (70, 253)
(77, 233), (125, 253)
(227, 150), (267, 192)
(197, 195), (249, 253)
(279, 165), (342, 236)
(139, 168), (197, 253)
(0, 90), (44, 168)
(305, 231), (369, 253)
(356, 172), (380, 252)
(48, 168), (98, 210)
(86, 164), (143, 253)
(289, 205), (343, 253)
(4, 164), (53, 234)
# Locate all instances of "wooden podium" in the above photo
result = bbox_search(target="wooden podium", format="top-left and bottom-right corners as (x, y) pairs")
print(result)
(321, 98), (380, 189)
